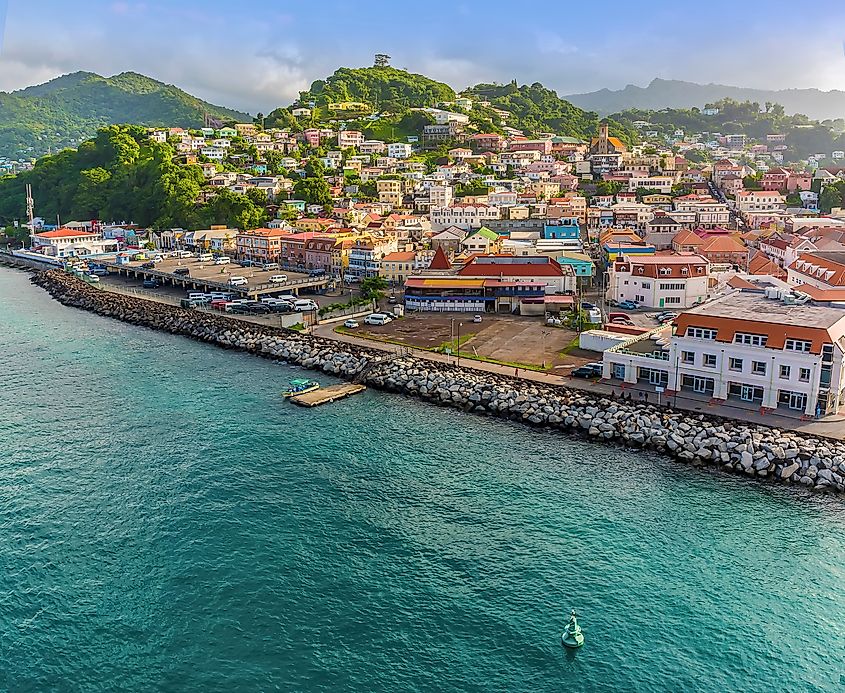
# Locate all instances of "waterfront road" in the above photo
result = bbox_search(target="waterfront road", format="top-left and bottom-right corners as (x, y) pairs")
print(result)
(314, 323), (845, 441)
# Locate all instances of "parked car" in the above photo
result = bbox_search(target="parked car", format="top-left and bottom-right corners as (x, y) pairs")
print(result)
(174, 250), (193, 259)
(609, 316), (634, 325)
(243, 301), (270, 314)
(571, 363), (603, 378)
(228, 276), (248, 287)
(173, 267), (191, 276)
(196, 253), (213, 262)
(261, 262), (280, 271)
(364, 313), (393, 326)
(388, 295), (398, 304)
(473, 314), (482, 323)
(85, 274), (100, 283)
(294, 298), (318, 311)
(268, 274), (288, 284)
(657, 312), (679, 323)
(618, 300), (639, 310)
(142, 279), (162, 289)
(581, 301), (596, 310)
(140, 261), (155, 269)
(213, 256), (231, 265)
(343, 319), (360, 328)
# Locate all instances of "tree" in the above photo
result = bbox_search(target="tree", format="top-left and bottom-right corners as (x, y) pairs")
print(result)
(360, 275), (388, 301)
(819, 183), (845, 214)
(293, 177), (332, 207)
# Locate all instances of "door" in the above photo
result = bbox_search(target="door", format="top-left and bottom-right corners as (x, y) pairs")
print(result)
(789, 392), (807, 410)
(693, 377), (708, 394)
(612, 363), (625, 380)
(649, 370), (666, 386)
(659, 298), (665, 308)
(740, 385), (754, 402)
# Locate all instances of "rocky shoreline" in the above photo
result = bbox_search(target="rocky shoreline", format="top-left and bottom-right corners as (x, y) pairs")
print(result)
(30, 269), (845, 496)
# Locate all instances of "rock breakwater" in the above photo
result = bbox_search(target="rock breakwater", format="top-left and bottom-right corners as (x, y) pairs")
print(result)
(31, 270), (845, 496)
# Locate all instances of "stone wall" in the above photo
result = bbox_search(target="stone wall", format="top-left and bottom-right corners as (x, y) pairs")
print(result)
(30, 270), (845, 496)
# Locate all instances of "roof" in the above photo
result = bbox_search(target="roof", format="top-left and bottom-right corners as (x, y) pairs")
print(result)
(614, 253), (708, 279)
(428, 246), (452, 270)
(788, 252), (845, 286)
(676, 291), (845, 352)
(748, 253), (785, 276)
(34, 228), (98, 239)
(672, 229), (704, 246)
(381, 251), (416, 262)
(699, 236), (748, 254)
(465, 226), (499, 242)
(405, 277), (485, 289)
(457, 255), (565, 277)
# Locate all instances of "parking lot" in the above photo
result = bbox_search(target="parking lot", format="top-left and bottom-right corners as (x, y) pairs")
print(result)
(128, 255), (310, 285)
(346, 313), (598, 371)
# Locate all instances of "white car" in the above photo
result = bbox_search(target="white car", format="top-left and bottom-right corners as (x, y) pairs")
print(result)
(343, 319), (360, 328)
(228, 276), (248, 287)
(196, 253), (214, 262)
(174, 250), (193, 259)
(364, 313), (393, 326)
(268, 274), (288, 284)
(86, 274), (100, 283)
(213, 256), (231, 265)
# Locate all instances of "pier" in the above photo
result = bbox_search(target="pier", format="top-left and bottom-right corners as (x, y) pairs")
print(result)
(291, 383), (367, 407)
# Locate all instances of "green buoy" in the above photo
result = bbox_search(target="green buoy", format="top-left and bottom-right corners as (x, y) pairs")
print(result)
(561, 609), (585, 649)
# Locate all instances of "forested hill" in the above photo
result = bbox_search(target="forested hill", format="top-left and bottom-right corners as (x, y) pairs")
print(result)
(0, 126), (268, 230)
(0, 72), (250, 160)
(464, 81), (637, 143)
(299, 66), (456, 110)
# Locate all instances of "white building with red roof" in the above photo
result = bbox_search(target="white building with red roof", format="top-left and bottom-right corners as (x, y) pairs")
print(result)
(30, 227), (117, 258)
(607, 254), (710, 308)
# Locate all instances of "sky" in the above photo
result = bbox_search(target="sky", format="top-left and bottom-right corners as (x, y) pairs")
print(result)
(2, 0), (845, 114)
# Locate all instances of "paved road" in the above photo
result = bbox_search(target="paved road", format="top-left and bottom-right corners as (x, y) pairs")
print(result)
(314, 322), (845, 440)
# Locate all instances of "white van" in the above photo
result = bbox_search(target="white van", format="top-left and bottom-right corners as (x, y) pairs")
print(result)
(268, 274), (288, 284)
(262, 262), (280, 270)
(196, 253), (213, 262)
(174, 250), (193, 259)
(294, 298), (318, 311)
(364, 313), (393, 326)
(213, 256), (231, 265)
(228, 276), (248, 287)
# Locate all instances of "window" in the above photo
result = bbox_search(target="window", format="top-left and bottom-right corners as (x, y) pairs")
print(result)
(784, 339), (812, 353)
(682, 351), (695, 364)
(734, 333), (768, 347)
(660, 282), (685, 290)
(664, 296), (681, 304)
(799, 367), (811, 382)
(688, 327), (717, 340)
(703, 354), (717, 367)
(729, 357), (743, 371)
(642, 282), (651, 289)
(779, 365), (791, 379)
(752, 361), (767, 375)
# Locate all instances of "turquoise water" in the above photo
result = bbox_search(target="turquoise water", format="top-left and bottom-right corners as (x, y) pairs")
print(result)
(2, 266), (845, 692)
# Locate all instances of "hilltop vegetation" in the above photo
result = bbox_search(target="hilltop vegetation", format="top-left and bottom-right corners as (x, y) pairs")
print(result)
(0, 126), (267, 229)
(613, 98), (845, 160)
(464, 81), (637, 143)
(301, 66), (456, 110)
(0, 72), (250, 160)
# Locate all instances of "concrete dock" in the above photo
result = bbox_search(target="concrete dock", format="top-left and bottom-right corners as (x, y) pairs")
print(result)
(291, 383), (366, 407)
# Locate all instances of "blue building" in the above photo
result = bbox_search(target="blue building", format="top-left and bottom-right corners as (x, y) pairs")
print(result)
(543, 217), (581, 240)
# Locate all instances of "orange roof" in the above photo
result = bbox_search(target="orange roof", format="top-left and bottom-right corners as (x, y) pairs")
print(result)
(748, 254), (786, 277)
(35, 228), (98, 239)
(381, 251), (416, 262)
(672, 229), (704, 246)
(699, 236), (748, 253)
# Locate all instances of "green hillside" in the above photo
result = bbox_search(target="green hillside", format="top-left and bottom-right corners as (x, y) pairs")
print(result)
(0, 125), (267, 230)
(300, 66), (456, 110)
(464, 81), (638, 143)
(0, 72), (250, 160)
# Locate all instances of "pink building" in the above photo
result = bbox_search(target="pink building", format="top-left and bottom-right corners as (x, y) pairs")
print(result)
(303, 128), (321, 147)
(507, 139), (552, 155)
(787, 172), (812, 192)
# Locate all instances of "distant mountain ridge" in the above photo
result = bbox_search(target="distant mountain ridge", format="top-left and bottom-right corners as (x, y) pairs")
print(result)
(0, 71), (250, 160)
(566, 78), (845, 121)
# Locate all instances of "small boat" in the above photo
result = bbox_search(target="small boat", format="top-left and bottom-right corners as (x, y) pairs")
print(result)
(282, 378), (320, 397)
(561, 609), (585, 649)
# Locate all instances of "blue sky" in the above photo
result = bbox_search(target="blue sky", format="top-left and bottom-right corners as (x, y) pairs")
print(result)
(2, 0), (845, 113)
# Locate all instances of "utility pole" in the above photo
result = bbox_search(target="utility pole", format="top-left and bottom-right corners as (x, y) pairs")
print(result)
(25, 184), (34, 230)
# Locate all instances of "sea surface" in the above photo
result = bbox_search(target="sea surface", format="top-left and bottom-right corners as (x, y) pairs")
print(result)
(1, 266), (845, 692)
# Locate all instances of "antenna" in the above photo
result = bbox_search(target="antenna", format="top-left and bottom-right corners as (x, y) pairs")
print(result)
(25, 183), (34, 229)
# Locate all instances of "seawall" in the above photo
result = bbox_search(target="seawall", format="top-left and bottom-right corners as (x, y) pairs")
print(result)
(30, 269), (845, 496)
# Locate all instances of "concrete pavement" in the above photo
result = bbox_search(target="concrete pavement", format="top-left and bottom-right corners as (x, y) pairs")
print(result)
(314, 322), (845, 440)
